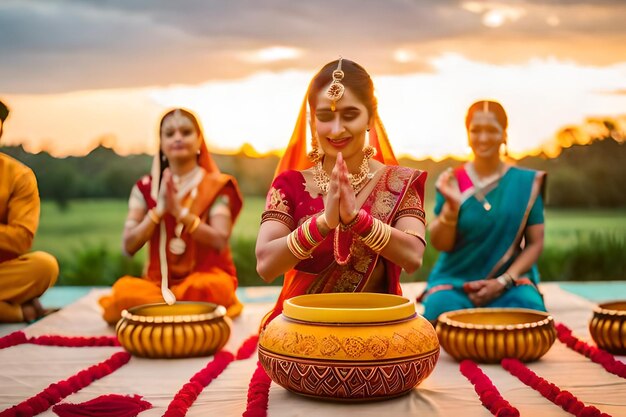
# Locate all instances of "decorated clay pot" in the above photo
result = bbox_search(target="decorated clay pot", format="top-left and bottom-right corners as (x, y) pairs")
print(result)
(116, 302), (230, 358)
(436, 307), (556, 363)
(258, 293), (439, 401)
(589, 301), (626, 355)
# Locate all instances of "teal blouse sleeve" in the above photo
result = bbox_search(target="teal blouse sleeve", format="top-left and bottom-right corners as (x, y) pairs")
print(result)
(527, 194), (544, 226)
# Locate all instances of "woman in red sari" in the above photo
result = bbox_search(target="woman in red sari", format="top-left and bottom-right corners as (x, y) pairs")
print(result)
(256, 59), (428, 327)
(99, 108), (243, 325)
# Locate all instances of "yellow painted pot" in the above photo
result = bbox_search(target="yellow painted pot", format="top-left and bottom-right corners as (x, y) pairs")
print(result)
(258, 293), (439, 401)
(116, 302), (230, 358)
(589, 301), (626, 355)
(436, 308), (556, 363)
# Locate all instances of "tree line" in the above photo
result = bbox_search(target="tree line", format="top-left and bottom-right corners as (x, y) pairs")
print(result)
(2, 136), (625, 209)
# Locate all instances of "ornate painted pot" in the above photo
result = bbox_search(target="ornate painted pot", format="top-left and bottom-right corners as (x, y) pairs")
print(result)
(589, 301), (626, 355)
(258, 293), (440, 401)
(116, 302), (230, 358)
(436, 308), (556, 363)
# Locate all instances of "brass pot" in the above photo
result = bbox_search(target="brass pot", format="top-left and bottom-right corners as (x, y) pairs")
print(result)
(589, 301), (626, 355)
(436, 308), (556, 363)
(116, 302), (230, 358)
(258, 293), (440, 401)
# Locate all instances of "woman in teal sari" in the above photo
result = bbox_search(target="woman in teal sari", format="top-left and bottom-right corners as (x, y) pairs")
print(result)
(422, 100), (546, 322)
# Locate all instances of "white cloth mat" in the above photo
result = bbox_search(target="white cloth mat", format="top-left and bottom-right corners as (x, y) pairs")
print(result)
(0, 283), (624, 417)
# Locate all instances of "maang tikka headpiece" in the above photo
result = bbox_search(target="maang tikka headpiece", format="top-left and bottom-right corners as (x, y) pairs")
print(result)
(325, 58), (345, 112)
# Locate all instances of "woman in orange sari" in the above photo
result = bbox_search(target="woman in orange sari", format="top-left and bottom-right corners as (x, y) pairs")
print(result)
(256, 59), (428, 327)
(99, 108), (243, 325)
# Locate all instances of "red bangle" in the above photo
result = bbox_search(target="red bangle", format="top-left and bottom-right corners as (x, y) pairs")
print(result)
(309, 215), (325, 242)
(351, 209), (374, 236)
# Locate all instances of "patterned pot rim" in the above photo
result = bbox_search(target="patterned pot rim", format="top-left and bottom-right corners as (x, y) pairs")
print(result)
(284, 293), (415, 323)
(120, 301), (227, 324)
(438, 307), (553, 331)
(593, 300), (626, 317)
(258, 344), (440, 364)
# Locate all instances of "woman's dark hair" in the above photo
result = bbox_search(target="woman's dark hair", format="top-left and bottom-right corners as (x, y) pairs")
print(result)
(0, 100), (9, 122)
(465, 100), (508, 131)
(308, 59), (376, 117)
(0, 100), (9, 139)
(159, 108), (202, 137)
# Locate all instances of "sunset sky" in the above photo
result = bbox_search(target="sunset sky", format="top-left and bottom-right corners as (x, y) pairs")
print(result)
(1, 0), (625, 159)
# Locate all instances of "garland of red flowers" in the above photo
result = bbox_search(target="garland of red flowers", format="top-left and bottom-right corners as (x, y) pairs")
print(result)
(242, 361), (272, 417)
(501, 358), (612, 417)
(0, 330), (119, 349)
(163, 334), (259, 417)
(0, 351), (131, 417)
(459, 360), (520, 417)
(556, 323), (626, 379)
(0, 330), (28, 349)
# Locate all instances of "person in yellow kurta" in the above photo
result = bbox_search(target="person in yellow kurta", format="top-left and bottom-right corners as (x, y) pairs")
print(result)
(0, 100), (59, 323)
(99, 108), (244, 325)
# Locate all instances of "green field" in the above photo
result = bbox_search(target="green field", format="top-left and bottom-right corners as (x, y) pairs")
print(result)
(34, 198), (268, 257)
(33, 199), (626, 285)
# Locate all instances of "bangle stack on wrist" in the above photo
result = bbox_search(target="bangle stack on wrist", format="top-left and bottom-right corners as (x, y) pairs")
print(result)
(287, 215), (325, 260)
(496, 273), (515, 290)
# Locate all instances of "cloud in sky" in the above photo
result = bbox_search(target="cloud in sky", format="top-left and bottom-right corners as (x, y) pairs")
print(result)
(1, 0), (625, 93)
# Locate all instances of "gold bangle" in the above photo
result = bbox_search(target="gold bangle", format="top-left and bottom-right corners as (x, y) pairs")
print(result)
(403, 229), (427, 247)
(361, 218), (392, 253)
(147, 208), (161, 224)
(438, 214), (457, 226)
(286, 229), (312, 260)
(186, 215), (202, 234)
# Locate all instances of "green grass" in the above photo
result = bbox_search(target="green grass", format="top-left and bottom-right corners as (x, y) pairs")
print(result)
(33, 199), (626, 286)
(35, 200), (129, 258)
(543, 209), (626, 248)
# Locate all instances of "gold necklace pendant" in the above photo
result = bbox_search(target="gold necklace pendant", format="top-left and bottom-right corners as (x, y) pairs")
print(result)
(169, 222), (186, 255)
(312, 161), (330, 194)
(169, 237), (186, 255)
(312, 156), (372, 194)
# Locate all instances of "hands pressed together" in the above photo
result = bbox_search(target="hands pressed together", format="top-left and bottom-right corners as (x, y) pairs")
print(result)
(321, 152), (359, 230)
(159, 168), (184, 220)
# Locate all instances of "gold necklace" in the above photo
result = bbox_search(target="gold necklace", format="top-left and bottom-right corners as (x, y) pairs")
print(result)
(313, 156), (373, 194)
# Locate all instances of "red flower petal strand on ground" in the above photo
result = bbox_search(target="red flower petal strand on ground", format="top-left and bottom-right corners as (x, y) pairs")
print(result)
(30, 335), (120, 347)
(242, 361), (273, 417)
(0, 330), (28, 349)
(501, 358), (612, 417)
(459, 359), (520, 417)
(0, 352), (131, 417)
(163, 334), (259, 417)
(52, 394), (151, 417)
(556, 322), (626, 379)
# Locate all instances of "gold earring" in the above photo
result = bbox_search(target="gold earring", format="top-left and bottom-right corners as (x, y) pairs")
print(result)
(307, 134), (323, 163)
(363, 145), (376, 160)
(362, 128), (376, 159)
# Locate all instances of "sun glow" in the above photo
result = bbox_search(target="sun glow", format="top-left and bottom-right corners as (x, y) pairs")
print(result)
(2, 56), (625, 160)
(237, 46), (303, 63)
(462, 2), (527, 28)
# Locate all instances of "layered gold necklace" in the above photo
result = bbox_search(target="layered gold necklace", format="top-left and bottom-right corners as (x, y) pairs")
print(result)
(313, 156), (373, 194)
